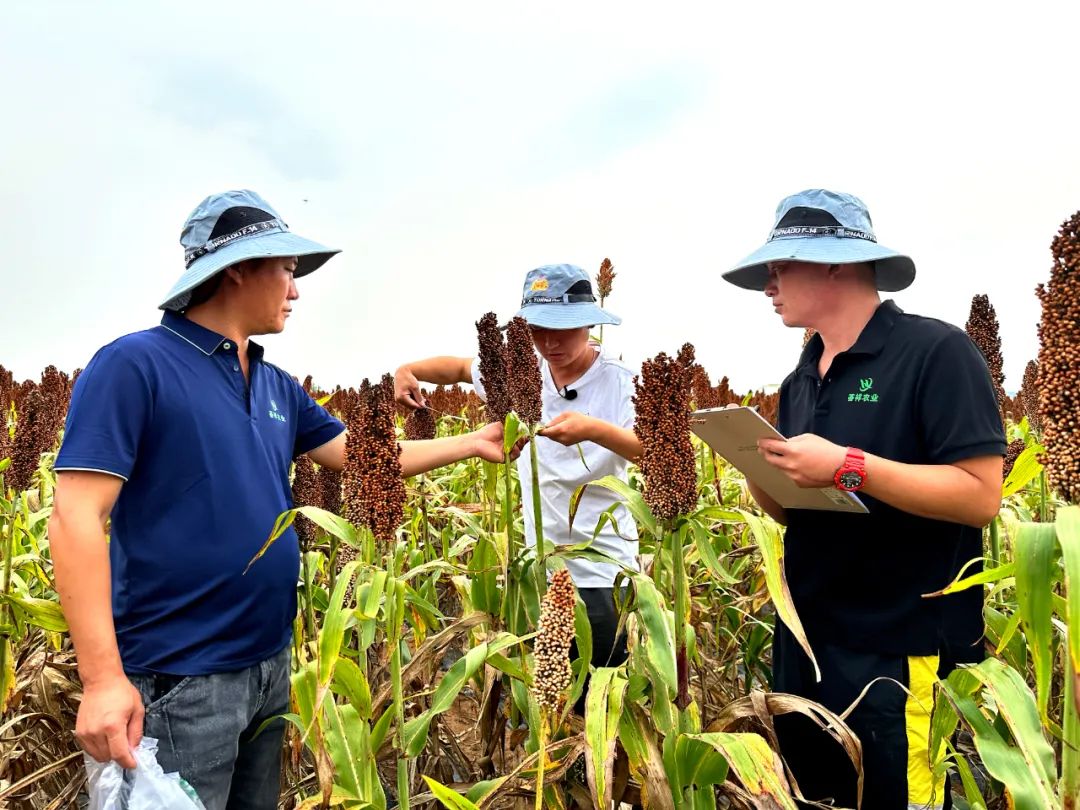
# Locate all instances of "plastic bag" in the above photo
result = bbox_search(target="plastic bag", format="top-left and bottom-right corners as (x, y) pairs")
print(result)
(84, 736), (205, 810)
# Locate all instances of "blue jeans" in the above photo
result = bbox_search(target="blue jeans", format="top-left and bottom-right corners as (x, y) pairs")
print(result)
(126, 645), (290, 810)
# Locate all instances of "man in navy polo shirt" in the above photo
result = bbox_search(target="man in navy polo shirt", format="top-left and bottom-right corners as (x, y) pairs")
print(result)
(49, 190), (508, 809)
(723, 190), (1005, 809)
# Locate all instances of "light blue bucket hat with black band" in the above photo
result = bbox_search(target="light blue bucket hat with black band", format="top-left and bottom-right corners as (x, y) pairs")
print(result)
(159, 189), (341, 311)
(515, 264), (621, 329)
(723, 189), (916, 292)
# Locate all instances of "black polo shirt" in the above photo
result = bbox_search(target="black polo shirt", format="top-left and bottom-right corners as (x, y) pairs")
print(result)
(778, 300), (1006, 660)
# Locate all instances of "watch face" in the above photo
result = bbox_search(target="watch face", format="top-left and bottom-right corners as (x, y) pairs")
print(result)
(838, 471), (864, 490)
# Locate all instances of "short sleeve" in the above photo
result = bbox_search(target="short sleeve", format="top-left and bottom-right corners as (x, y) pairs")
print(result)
(916, 329), (1007, 464)
(291, 378), (345, 457)
(55, 343), (153, 481)
(617, 371), (636, 429)
(469, 358), (486, 403)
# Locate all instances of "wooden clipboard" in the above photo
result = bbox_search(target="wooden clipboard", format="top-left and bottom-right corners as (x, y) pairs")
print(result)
(690, 406), (869, 513)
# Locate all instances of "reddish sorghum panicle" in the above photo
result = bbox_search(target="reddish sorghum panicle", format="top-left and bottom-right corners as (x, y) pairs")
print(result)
(633, 351), (698, 522)
(506, 316), (543, 426)
(965, 294), (1007, 418)
(596, 258), (616, 304)
(476, 312), (511, 424)
(343, 375), (406, 543)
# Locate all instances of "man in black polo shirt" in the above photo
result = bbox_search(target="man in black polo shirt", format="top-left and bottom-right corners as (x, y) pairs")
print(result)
(723, 189), (1005, 809)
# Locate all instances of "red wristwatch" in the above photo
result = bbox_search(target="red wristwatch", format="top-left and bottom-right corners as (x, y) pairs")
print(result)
(834, 447), (867, 492)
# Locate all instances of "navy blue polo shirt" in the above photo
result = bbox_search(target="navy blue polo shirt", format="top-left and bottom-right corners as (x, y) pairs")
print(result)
(778, 300), (1006, 661)
(55, 312), (345, 675)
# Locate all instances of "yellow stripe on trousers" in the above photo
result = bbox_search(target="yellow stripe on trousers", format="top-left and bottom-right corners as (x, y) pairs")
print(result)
(906, 654), (945, 808)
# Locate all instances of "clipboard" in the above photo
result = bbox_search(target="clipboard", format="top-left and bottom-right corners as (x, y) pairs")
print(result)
(690, 406), (869, 513)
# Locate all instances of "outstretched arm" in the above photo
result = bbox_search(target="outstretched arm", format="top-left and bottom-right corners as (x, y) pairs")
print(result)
(307, 421), (513, 476)
(394, 356), (474, 409)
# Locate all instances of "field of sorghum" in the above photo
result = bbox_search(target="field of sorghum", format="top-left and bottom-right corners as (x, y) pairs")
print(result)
(1, 219), (1079, 810)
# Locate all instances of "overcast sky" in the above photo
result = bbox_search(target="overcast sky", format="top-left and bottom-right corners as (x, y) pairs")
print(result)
(4, 2), (1077, 394)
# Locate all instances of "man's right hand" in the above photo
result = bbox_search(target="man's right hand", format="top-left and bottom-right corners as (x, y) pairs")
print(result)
(75, 675), (145, 769)
(394, 366), (426, 410)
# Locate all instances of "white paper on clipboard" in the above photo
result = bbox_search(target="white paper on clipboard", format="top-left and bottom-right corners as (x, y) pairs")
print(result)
(690, 406), (868, 514)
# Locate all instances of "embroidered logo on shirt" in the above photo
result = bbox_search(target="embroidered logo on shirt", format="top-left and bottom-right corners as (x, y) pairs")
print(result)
(848, 378), (879, 403)
(268, 398), (287, 423)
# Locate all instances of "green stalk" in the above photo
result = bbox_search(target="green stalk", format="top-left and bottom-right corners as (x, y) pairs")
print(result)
(989, 515), (1001, 568)
(671, 521), (691, 721)
(0, 495), (14, 701)
(529, 435), (547, 605)
(534, 710), (548, 810)
(389, 580), (409, 810)
(301, 541), (317, 645)
(501, 452), (519, 631)
(1040, 470), (1050, 523)
(1062, 656), (1079, 808)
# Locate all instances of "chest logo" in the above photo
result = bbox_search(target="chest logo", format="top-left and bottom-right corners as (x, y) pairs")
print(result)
(268, 398), (287, 423)
(848, 378), (879, 403)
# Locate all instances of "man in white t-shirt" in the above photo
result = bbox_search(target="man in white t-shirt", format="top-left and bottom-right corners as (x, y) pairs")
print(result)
(394, 263), (641, 675)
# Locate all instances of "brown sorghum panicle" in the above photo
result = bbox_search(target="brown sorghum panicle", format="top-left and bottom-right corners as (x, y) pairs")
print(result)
(532, 568), (577, 711)
(1003, 438), (1026, 479)
(476, 312), (511, 424)
(1037, 212), (1080, 503)
(9, 388), (50, 493)
(633, 351), (698, 522)
(506, 316), (543, 426)
(691, 364), (718, 410)
(802, 327), (817, 349)
(291, 454), (319, 547)
(748, 389), (779, 427)
(1021, 360), (1041, 434)
(965, 294), (1007, 417)
(676, 342), (696, 370)
(596, 258), (616, 304)
(343, 376), (406, 543)
(713, 376), (737, 407)
(405, 406), (437, 441)
(38, 366), (70, 447)
(0, 366), (13, 462)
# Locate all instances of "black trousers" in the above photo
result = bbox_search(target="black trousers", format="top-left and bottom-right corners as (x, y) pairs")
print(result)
(571, 587), (629, 714)
(772, 624), (950, 810)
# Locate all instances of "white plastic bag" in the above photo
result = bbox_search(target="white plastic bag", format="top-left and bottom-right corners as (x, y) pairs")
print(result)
(84, 737), (205, 810)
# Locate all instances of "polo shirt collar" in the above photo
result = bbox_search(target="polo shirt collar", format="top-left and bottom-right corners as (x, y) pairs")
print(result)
(160, 311), (265, 360)
(795, 299), (902, 376)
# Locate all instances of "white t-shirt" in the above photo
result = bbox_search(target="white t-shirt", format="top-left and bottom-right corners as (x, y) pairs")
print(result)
(471, 347), (640, 588)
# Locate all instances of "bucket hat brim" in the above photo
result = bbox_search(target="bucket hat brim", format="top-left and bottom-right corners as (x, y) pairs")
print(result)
(723, 237), (915, 292)
(160, 231), (340, 311)
(515, 301), (621, 330)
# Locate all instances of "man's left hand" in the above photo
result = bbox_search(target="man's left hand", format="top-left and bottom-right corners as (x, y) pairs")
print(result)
(758, 434), (847, 488)
(470, 421), (524, 463)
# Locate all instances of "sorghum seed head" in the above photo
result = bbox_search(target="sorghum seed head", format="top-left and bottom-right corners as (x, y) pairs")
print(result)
(964, 294), (1006, 419)
(1003, 438), (1026, 479)
(343, 375), (406, 543)
(506, 316), (543, 426)
(1036, 211), (1080, 503)
(1021, 360), (1041, 433)
(596, 258), (616, 303)
(291, 454), (319, 547)
(532, 568), (577, 711)
(476, 312), (511, 424)
(404, 406), (437, 441)
(633, 351), (698, 522)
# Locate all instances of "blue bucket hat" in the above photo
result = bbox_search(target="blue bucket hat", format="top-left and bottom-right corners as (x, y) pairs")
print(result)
(159, 189), (341, 311)
(515, 264), (621, 329)
(723, 189), (915, 292)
